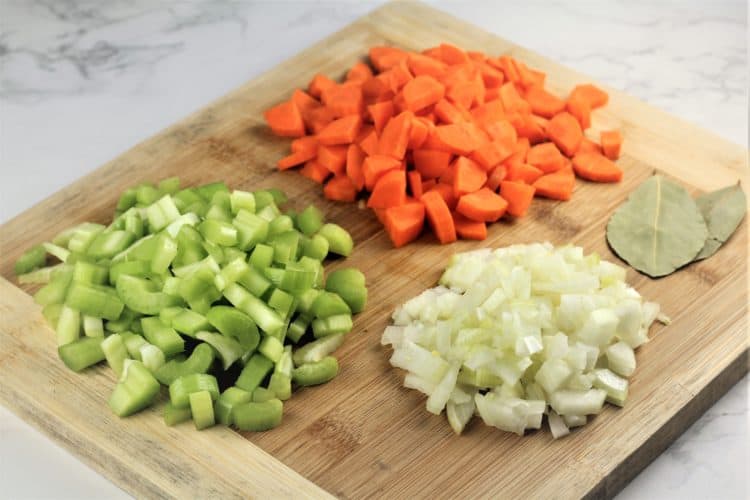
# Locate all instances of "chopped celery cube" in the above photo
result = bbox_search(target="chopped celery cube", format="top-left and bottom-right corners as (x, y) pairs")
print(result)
(154, 343), (215, 386)
(235, 354), (274, 393)
(215, 387), (252, 425)
(292, 356), (339, 386)
(196, 331), (244, 370)
(233, 399), (283, 431)
(163, 402), (192, 426)
(109, 360), (160, 417)
(141, 317), (184, 357)
(317, 223), (353, 257)
(296, 205), (324, 236)
(258, 335), (284, 363)
(169, 373), (220, 409)
(325, 268), (367, 313)
(311, 292), (351, 319)
(14, 244), (46, 275)
(312, 314), (353, 338)
(189, 390), (215, 430)
(58, 337), (104, 372)
(206, 306), (260, 352)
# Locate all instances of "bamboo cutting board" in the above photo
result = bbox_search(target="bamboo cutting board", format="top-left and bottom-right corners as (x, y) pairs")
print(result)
(1, 2), (747, 498)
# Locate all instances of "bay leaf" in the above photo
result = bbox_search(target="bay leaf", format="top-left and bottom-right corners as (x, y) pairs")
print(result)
(693, 183), (747, 261)
(606, 175), (708, 278)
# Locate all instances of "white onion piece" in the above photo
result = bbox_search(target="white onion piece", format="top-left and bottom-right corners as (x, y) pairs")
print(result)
(383, 243), (668, 438)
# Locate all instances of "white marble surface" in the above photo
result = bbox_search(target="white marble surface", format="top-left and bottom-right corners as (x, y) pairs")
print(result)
(0, 0), (747, 497)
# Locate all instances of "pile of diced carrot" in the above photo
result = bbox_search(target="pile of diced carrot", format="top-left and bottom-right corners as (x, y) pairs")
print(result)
(264, 43), (624, 247)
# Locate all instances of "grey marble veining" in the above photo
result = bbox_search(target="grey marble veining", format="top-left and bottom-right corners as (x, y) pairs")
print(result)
(0, 1), (747, 498)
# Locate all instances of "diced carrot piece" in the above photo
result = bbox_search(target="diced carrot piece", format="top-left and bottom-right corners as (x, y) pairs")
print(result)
(484, 87), (501, 101)
(291, 136), (318, 155)
(421, 190), (457, 244)
(570, 84), (609, 109)
(453, 213), (487, 240)
(300, 160), (331, 184)
(307, 106), (337, 134)
(362, 76), (392, 102)
(456, 187), (508, 222)
(499, 82), (530, 114)
(528, 69), (546, 88)
(377, 63), (413, 94)
(413, 149), (452, 179)
(408, 117), (431, 150)
(439, 43), (470, 65)
(378, 110), (413, 160)
(500, 181), (535, 217)
(407, 53), (448, 78)
(408, 170), (423, 199)
(514, 60), (541, 90)
(525, 86), (566, 118)
(324, 175), (358, 202)
(368, 169), (407, 209)
(346, 62), (373, 83)
(434, 98), (465, 124)
(467, 50), (487, 62)
(264, 100), (305, 137)
(428, 183), (458, 210)
(368, 101), (394, 135)
(321, 84), (364, 117)
(308, 74), (336, 99)
(446, 80), (480, 110)
(292, 90), (322, 131)
(526, 142), (565, 173)
(422, 46), (443, 59)
(572, 152), (623, 182)
(533, 166), (575, 200)
(362, 154), (402, 191)
(484, 119), (517, 144)
(369, 46), (409, 72)
(471, 100), (506, 130)
(509, 112), (546, 144)
(490, 56), (520, 84)
(422, 179), (437, 192)
(470, 139), (515, 171)
(566, 94), (591, 130)
(402, 75), (445, 111)
(453, 156), (487, 195)
(479, 63), (505, 88)
(547, 112), (583, 157)
(486, 164), (508, 191)
(434, 122), (485, 155)
(346, 144), (366, 191)
(277, 149), (317, 170)
(506, 163), (544, 184)
(317, 144), (348, 175)
(577, 137), (602, 155)
(317, 115), (362, 146)
(600, 130), (622, 160)
(358, 129), (379, 156)
(383, 201), (425, 248)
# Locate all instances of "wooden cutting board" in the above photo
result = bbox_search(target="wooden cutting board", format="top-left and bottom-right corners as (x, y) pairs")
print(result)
(1, 2), (747, 498)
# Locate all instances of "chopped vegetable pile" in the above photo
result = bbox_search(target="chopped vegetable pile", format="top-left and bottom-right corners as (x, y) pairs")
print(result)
(265, 43), (625, 247)
(15, 177), (368, 431)
(382, 243), (667, 438)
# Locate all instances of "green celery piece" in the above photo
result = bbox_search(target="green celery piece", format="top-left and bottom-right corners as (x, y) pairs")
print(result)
(105, 307), (140, 333)
(292, 333), (344, 365)
(108, 260), (151, 284)
(116, 275), (181, 315)
(263, 267), (285, 288)
(171, 309), (210, 337)
(210, 190), (232, 212)
(196, 331), (244, 370)
(163, 402), (192, 426)
(173, 188), (203, 211)
(72, 260), (109, 285)
(233, 399), (283, 431)
(237, 267), (272, 297)
(223, 283), (284, 336)
(158, 176), (181, 195)
(42, 242), (70, 263)
(317, 223), (353, 257)
(235, 354), (274, 392)
(325, 268), (367, 313)
(199, 219), (238, 247)
(232, 210), (269, 251)
(302, 233), (329, 261)
(279, 262), (316, 294)
(195, 181), (229, 201)
(56, 305), (81, 346)
(58, 337), (104, 372)
(295, 288), (321, 315)
(219, 257), (250, 285)
(141, 317), (184, 357)
(230, 190), (255, 215)
(286, 314), (311, 344)
(101, 333), (130, 376)
(135, 183), (161, 206)
(109, 360), (161, 417)
(169, 373), (219, 408)
(150, 234), (178, 274)
(201, 240), (225, 266)
(87, 230), (136, 259)
(34, 262), (73, 306)
(189, 390), (216, 430)
(159, 306), (183, 325)
(82, 315), (104, 337)
(265, 188), (287, 205)
(248, 243), (274, 270)
(256, 204), (280, 223)
(163, 213), (199, 238)
(258, 335), (284, 363)
(145, 195), (181, 232)
(14, 244), (46, 275)
(120, 332), (148, 360)
(311, 291), (351, 318)
(215, 387), (252, 425)
(312, 314), (353, 338)
(204, 203), (232, 223)
(268, 215), (294, 237)
(67, 223), (105, 254)
(292, 356), (339, 386)
(116, 188), (137, 212)
(296, 205), (324, 236)
(270, 231), (300, 265)
(253, 190), (276, 211)
(206, 306), (260, 352)
(173, 225), (207, 267)
(251, 387), (276, 403)
(42, 303), (64, 326)
(268, 373), (291, 401)
(268, 288), (296, 320)
(140, 344), (166, 372)
(154, 343), (215, 385)
(18, 264), (62, 285)
(66, 283), (124, 320)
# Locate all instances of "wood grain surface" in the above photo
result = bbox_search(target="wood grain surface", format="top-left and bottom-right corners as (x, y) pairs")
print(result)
(0, 2), (747, 499)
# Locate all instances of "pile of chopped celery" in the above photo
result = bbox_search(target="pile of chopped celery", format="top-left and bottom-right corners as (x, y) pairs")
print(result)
(16, 177), (368, 431)
(382, 243), (668, 438)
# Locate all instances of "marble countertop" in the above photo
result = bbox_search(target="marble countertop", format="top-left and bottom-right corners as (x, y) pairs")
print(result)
(1, 0), (747, 497)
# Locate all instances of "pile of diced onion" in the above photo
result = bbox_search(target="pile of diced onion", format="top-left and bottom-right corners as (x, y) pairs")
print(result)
(381, 243), (668, 438)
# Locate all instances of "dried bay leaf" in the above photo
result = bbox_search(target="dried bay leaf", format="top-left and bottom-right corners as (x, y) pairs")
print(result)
(607, 175), (708, 278)
(693, 183), (747, 261)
